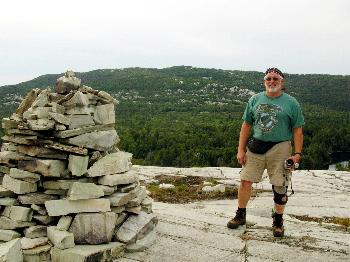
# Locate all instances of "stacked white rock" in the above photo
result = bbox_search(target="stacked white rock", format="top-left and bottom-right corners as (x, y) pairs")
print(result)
(0, 71), (157, 261)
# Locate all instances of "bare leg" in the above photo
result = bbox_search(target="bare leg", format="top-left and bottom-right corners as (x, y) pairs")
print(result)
(238, 180), (253, 208)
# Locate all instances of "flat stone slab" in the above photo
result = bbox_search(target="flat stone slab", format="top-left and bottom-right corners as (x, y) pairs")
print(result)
(22, 244), (51, 261)
(93, 103), (115, 125)
(68, 155), (88, 177)
(0, 216), (35, 230)
(47, 226), (75, 250)
(0, 197), (18, 206)
(116, 211), (158, 243)
(87, 151), (132, 177)
(57, 216), (73, 231)
(0, 229), (21, 241)
(66, 130), (119, 151)
(0, 186), (15, 197)
(98, 169), (138, 186)
(18, 159), (66, 177)
(67, 182), (104, 200)
(50, 242), (125, 262)
(17, 145), (67, 159)
(67, 114), (95, 129)
(24, 225), (47, 238)
(21, 236), (49, 249)
(9, 167), (41, 183)
(54, 123), (114, 138)
(3, 205), (33, 221)
(42, 178), (93, 190)
(106, 191), (137, 207)
(0, 238), (23, 262)
(2, 174), (37, 194)
(18, 192), (58, 205)
(69, 212), (116, 244)
(45, 199), (111, 216)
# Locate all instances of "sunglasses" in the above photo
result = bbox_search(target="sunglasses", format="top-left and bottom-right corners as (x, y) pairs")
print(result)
(264, 77), (280, 81)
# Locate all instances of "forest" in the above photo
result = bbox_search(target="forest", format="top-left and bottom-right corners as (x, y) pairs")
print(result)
(0, 66), (349, 170)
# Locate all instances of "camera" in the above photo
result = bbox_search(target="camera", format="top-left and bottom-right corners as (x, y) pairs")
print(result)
(284, 159), (294, 170)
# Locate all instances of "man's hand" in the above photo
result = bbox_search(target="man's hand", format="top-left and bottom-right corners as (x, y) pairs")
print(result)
(237, 150), (246, 166)
(285, 154), (301, 171)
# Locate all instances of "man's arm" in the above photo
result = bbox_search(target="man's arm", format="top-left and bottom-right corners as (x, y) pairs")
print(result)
(291, 127), (303, 164)
(237, 122), (252, 166)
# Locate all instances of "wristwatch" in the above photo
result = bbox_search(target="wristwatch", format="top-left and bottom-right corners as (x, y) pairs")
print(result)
(294, 152), (302, 156)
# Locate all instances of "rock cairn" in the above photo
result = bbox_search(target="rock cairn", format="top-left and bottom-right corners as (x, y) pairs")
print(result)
(0, 71), (157, 261)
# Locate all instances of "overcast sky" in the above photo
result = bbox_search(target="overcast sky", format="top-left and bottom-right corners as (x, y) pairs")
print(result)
(0, 0), (349, 86)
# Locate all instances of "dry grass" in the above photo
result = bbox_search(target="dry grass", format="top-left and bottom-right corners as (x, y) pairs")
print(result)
(145, 175), (238, 204)
(290, 214), (350, 229)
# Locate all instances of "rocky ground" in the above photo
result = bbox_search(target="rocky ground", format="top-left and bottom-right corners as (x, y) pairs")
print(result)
(116, 166), (350, 262)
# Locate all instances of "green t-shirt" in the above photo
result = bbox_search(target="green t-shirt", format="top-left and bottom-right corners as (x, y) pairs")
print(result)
(242, 92), (305, 142)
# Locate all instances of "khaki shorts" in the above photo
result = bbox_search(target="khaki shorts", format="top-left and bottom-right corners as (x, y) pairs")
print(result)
(240, 141), (292, 186)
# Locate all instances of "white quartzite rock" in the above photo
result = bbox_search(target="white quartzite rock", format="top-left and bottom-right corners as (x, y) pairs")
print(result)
(67, 182), (104, 200)
(18, 192), (58, 205)
(33, 215), (56, 225)
(31, 204), (47, 215)
(67, 130), (119, 151)
(62, 91), (88, 107)
(88, 151), (132, 177)
(98, 169), (138, 186)
(0, 197), (18, 206)
(22, 244), (51, 262)
(3, 205), (33, 221)
(31, 88), (50, 108)
(126, 229), (157, 252)
(45, 199), (111, 216)
(24, 225), (47, 238)
(42, 179), (92, 190)
(69, 212), (116, 244)
(50, 242), (125, 262)
(0, 186), (15, 197)
(18, 159), (66, 177)
(67, 114), (95, 130)
(0, 216), (35, 230)
(47, 226), (75, 250)
(23, 106), (52, 120)
(18, 145), (67, 159)
(116, 211), (158, 243)
(27, 119), (55, 131)
(21, 237), (49, 249)
(93, 104), (115, 125)
(9, 167), (41, 183)
(0, 238), (22, 262)
(0, 229), (21, 241)
(2, 174), (37, 194)
(68, 155), (88, 177)
(55, 71), (81, 94)
(15, 89), (39, 115)
(56, 216), (73, 231)
(106, 191), (137, 207)
(48, 112), (70, 125)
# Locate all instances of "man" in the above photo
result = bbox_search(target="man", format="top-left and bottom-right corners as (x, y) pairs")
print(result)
(227, 67), (304, 237)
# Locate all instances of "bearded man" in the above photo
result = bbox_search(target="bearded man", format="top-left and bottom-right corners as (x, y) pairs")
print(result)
(227, 67), (305, 237)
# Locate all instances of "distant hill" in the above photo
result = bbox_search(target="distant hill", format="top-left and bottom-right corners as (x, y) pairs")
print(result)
(0, 66), (349, 169)
(1, 66), (349, 112)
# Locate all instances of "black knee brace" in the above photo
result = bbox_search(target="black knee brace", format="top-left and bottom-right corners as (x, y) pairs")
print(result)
(272, 185), (288, 205)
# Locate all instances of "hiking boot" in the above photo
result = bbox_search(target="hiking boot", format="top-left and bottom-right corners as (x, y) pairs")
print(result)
(272, 213), (284, 237)
(227, 208), (246, 229)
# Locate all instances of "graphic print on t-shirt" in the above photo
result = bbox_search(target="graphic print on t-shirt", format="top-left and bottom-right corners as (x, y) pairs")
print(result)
(256, 104), (283, 132)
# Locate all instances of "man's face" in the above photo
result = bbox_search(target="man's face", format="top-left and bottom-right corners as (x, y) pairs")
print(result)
(264, 72), (283, 94)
